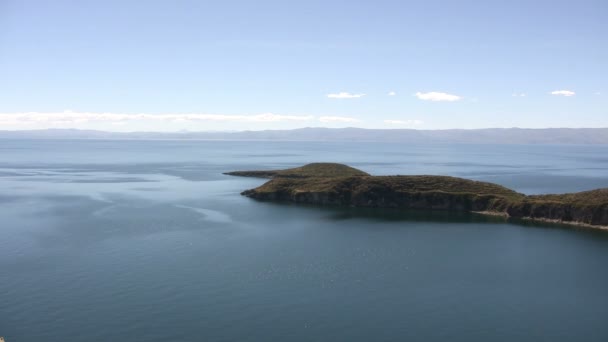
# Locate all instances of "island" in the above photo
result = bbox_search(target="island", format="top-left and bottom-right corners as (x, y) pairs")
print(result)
(225, 163), (608, 229)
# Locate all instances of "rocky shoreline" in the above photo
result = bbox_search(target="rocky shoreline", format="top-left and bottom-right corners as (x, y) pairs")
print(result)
(226, 163), (608, 230)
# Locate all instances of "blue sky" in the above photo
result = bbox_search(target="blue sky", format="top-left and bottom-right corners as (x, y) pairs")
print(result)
(0, 0), (606, 131)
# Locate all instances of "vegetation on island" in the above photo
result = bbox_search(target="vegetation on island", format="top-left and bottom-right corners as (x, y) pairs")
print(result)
(226, 163), (608, 229)
(224, 162), (369, 178)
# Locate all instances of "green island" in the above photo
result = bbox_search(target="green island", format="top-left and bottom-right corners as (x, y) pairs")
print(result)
(226, 163), (608, 230)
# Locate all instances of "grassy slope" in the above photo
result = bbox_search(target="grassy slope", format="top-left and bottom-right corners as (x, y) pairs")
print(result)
(229, 163), (608, 227)
(224, 163), (369, 179)
(253, 175), (522, 198)
(529, 189), (608, 207)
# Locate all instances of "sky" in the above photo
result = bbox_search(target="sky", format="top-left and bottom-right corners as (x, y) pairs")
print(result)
(0, 0), (606, 132)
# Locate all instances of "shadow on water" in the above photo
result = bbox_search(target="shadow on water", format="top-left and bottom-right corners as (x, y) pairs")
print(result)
(507, 217), (608, 236)
(247, 199), (608, 235)
(249, 200), (505, 224)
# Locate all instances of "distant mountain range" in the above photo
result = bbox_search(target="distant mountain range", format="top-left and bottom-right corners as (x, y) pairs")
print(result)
(1, 127), (607, 144)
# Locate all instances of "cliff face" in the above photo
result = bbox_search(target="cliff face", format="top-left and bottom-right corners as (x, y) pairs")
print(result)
(229, 163), (608, 229)
(504, 199), (608, 227)
(244, 177), (514, 210)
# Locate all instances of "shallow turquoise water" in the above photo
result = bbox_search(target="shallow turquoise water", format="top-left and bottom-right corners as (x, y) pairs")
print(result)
(1, 140), (608, 341)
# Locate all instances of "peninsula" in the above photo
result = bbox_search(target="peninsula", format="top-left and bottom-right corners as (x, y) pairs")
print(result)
(226, 163), (608, 229)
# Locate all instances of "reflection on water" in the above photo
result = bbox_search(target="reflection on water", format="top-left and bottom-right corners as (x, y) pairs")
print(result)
(174, 204), (233, 223)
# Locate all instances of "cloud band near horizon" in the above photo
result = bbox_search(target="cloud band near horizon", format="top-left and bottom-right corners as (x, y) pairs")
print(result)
(0, 111), (431, 131)
(0, 111), (378, 130)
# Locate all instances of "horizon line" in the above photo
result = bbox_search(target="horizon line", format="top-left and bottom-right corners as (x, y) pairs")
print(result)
(1, 126), (608, 134)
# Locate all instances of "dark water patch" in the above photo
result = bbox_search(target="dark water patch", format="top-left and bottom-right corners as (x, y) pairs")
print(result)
(15, 176), (159, 183)
(233, 153), (304, 158)
(259, 201), (507, 225)
(507, 217), (608, 234)
(427, 161), (526, 169)
(68, 177), (158, 183)
(129, 186), (166, 191)
(0, 194), (23, 203)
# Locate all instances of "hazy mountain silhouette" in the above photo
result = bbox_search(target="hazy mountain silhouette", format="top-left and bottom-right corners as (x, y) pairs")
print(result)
(1, 127), (607, 144)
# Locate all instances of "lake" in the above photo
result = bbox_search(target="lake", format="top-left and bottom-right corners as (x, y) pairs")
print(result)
(1, 140), (608, 341)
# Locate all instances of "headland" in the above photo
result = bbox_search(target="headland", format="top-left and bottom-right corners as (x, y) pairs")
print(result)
(226, 163), (608, 230)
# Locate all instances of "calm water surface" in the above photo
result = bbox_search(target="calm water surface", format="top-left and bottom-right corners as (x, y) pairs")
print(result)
(1, 140), (608, 341)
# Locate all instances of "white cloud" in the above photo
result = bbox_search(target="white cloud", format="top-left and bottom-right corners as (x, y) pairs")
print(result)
(594, 92), (601, 95)
(512, 93), (526, 97)
(550, 90), (575, 97)
(318, 116), (361, 123)
(327, 92), (366, 99)
(0, 111), (315, 127)
(388, 91), (396, 96)
(415, 91), (462, 102)
(383, 119), (423, 126)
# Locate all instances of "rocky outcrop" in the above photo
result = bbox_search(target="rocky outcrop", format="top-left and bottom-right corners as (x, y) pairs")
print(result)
(228, 163), (608, 229)
(225, 163), (369, 179)
(504, 199), (608, 227)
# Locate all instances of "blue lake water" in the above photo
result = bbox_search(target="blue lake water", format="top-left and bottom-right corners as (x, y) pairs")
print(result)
(1, 140), (608, 341)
